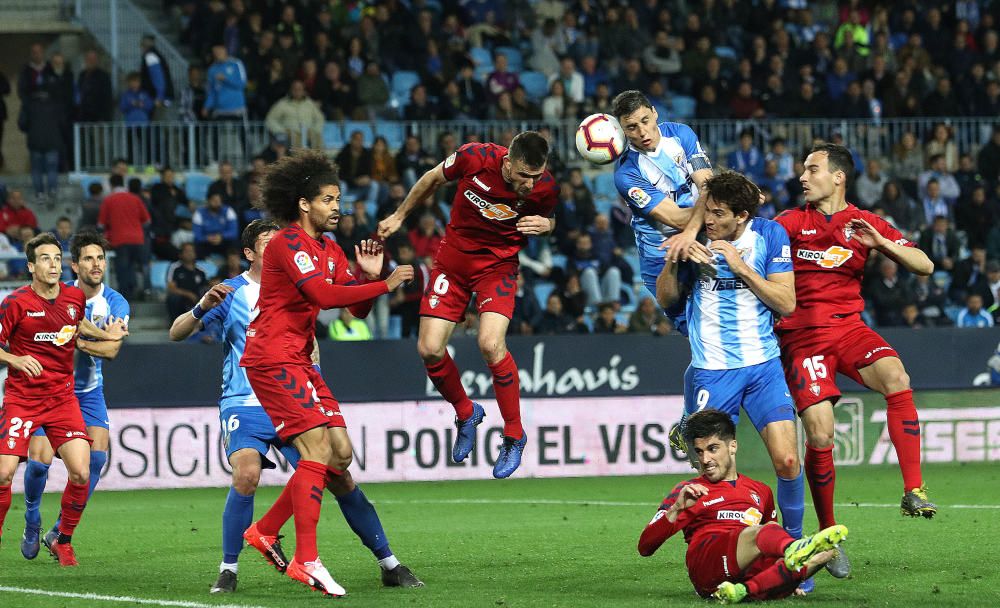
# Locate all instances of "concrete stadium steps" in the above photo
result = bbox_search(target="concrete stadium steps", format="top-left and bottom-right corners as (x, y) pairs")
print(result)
(127, 300), (171, 343)
(0, 0), (77, 32)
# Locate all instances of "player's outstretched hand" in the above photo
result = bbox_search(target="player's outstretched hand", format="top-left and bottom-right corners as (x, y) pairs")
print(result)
(662, 231), (702, 263)
(355, 239), (385, 278)
(105, 316), (130, 339)
(11, 354), (43, 377)
(386, 264), (415, 290)
(200, 283), (235, 310)
(376, 214), (403, 239)
(848, 218), (886, 249)
(516, 215), (551, 236)
(671, 483), (709, 513)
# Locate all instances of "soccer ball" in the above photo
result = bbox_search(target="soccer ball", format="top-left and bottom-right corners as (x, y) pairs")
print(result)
(575, 113), (627, 165)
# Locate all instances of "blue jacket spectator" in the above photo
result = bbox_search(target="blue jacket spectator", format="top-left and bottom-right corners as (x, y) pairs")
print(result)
(957, 294), (994, 328)
(193, 192), (239, 258)
(120, 73), (155, 125)
(727, 130), (764, 182)
(204, 45), (247, 117)
(140, 34), (173, 104)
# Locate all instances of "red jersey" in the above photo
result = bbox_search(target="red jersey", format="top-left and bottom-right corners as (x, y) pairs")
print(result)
(440, 143), (559, 259)
(775, 203), (914, 329)
(241, 223), (388, 368)
(98, 191), (151, 247)
(0, 284), (86, 401)
(638, 474), (777, 555)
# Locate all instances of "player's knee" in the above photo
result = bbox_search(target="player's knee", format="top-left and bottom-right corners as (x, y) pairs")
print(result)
(67, 468), (90, 485)
(417, 338), (446, 363)
(329, 444), (353, 472)
(805, 429), (835, 449)
(774, 454), (800, 479)
(882, 369), (911, 394)
(0, 466), (16, 486)
(477, 335), (506, 363)
(232, 469), (261, 495)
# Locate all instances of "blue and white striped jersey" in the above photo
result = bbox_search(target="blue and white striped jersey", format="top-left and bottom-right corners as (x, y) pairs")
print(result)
(200, 273), (261, 411)
(687, 218), (793, 370)
(73, 282), (130, 394)
(613, 121), (712, 264)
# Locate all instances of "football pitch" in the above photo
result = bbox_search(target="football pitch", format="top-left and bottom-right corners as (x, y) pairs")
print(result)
(2, 462), (998, 607)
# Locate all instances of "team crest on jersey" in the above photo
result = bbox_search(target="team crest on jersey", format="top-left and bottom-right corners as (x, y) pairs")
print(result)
(444, 152), (457, 169)
(328, 258), (335, 274)
(428, 295), (440, 309)
(843, 224), (856, 241)
(67, 304), (78, 320)
(628, 187), (652, 208)
(294, 251), (316, 274)
(750, 492), (760, 506)
(6, 437), (15, 449)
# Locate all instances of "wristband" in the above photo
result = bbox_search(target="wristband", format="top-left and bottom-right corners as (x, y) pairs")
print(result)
(191, 304), (206, 320)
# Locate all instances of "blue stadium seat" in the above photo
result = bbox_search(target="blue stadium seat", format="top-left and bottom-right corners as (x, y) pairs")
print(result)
(519, 71), (549, 101)
(550, 253), (568, 271)
(592, 171), (619, 216)
(323, 122), (345, 149)
(196, 260), (219, 279)
(344, 122), (375, 146)
(184, 173), (212, 203)
(469, 47), (493, 70)
(624, 252), (641, 279)
(670, 95), (697, 120)
(391, 71), (421, 99)
(375, 122), (406, 150)
(494, 46), (523, 71)
(387, 315), (403, 339)
(149, 260), (172, 291)
(533, 281), (555, 307)
(714, 46), (738, 60)
(78, 175), (104, 196)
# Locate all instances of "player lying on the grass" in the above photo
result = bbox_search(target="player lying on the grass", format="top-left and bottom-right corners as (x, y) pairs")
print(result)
(776, 143), (936, 521)
(20, 231), (130, 561)
(239, 151), (414, 596)
(638, 410), (849, 604)
(170, 220), (422, 594)
(0, 233), (127, 566)
(376, 131), (557, 479)
(652, 172), (848, 587)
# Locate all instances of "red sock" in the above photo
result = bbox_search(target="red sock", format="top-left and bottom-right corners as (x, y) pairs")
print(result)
(488, 352), (522, 439)
(0, 484), (11, 534)
(755, 524), (794, 557)
(745, 559), (805, 600)
(258, 481), (295, 536)
(58, 480), (90, 537)
(426, 352), (474, 419)
(290, 460), (327, 563)
(804, 444), (837, 529)
(885, 389), (923, 490)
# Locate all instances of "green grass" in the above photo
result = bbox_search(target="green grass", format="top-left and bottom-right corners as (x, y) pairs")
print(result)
(2, 462), (999, 607)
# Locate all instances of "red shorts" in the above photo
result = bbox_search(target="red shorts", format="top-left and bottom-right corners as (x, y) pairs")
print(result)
(686, 528), (770, 598)
(0, 393), (91, 460)
(245, 365), (345, 443)
(778, 317), (898, 412)
(420, 243), (519, 323)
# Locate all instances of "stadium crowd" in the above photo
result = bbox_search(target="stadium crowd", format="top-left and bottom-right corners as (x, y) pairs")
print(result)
(2, 0), (1000, 338)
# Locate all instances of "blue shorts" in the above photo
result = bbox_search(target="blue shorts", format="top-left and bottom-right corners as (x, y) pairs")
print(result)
(683, 358), (796, 432)
(32, 389), (109, 436)
(639, 249), (693, 337)
(220, 406), (300, 470)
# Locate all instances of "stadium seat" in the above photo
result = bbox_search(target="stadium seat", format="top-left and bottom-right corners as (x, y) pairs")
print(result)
(196, 259), (219, 279)
(592, 171), (618, 214)
(494, 46), (523, 71)
(714, 46), (738, 60)
(387, 315), (403, 339)
(533, 281), (555, 307)
(375, 122), (406, 150)
(323, 122), (345, 149)
(78, 174), (104, 196)
(670, 95), (697, 120)
(469, 47), (493, 71)
(149, 260), (172, 291)
(184, 173), (213, 203)
(391, 71), (421, 100)
(624, 252), (641, 279)
(519, 71), (549, 101)
(550, 253), (568, 271)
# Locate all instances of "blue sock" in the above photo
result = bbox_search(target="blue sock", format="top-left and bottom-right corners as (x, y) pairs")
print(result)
(222, 487), (255, 564)
(777, 468), (805, 540)
(23, 459), (50, 529)
(336, 486), (392, 560)
(88, 450), (108, 499)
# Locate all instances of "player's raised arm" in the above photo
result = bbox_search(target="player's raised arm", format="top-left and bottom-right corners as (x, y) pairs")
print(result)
(296, 264), (413, 310)
(663, 167), (715, 262)
(654, 257), (682, 309)
(169, 282), (234, 341)
(637, 482), (707, 556)
(849, 216), (934, 276)
(377, 163), (449, 239)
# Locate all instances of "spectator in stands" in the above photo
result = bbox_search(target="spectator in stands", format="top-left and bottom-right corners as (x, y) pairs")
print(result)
(925, 123), (959, 172)
(403, 84), (439, 121)
(856, 159), (889, 209)
(171, 216), (194, 251)
(865, 257), (913, 327)
(316, 61), (354, 120)
(408, 213), (442, 261)
(548, 57), (585, 105)
(535, 292), (587, 335)
(193, 191), (239, 258)
(387, 242), (426, 338)
(395, 135), (435, 189)
(264, 79), (324, 150)
(203, 43), (247, 122)
(166, 242), (208, 320)
(978, 126), (1000, 186)
(19, 52), (64, 201)
(892, 131), (924, 197)
(919, 154), (961, 203)
(120, 72), (155, 126)
(593, 302), (626, 334)
(254, 57), (289, 119)
(920, 179), (952, 227)
(957, 293), (994, 328)
(335, 130), (377, 203)
(0, 190), (39, 239)
(909, 272), (949, 326)
(139, 34), (173, 115)
(208, 160), (248, 213)
(950, 246), (992, 305)
(757, 160), (790, 211)
(628, 296), (659, 335)
(328, 307), (372, 341)
(530, 18), (564, 77)
(75, 48), (112, 123)
(54, 216), (73, 280)
(7, 225), (38, 278)
(17, 43), (48, 101)
(956, 186), (995, 250)
(510, 273), (543, 336)
(81, 182), (103, 230)
(727, 129), (764, 182)
(589, 213), (631, 285)
(571, 233), (621, 307)
(355, 62), (390, 120)
(918, 215), (960, 273)
(900, 303), (926, 329)
(149, 167), (187, 260)
(454, 62), (487, 119)
(877, 181), (920, 236)
(542, 80), (569, 120)
(179, 65), (206, 126)
(258, 132), (289, 164)
(99, 173), (150, 301)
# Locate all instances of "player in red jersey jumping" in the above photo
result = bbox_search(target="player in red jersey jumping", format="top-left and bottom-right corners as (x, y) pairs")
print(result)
(0, 233), (127, 565)
(376, 132), (558, 479)
(776, 143), (937, 533)
(239, 151), (415, 596)
(638, 410), (849, 604)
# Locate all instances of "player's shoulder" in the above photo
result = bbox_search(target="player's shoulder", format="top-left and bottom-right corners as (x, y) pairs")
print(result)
(1, 285), (31, 308)
(455, 142), (505, 166)
(658, 120), (696, 139)
(775, 205), (807, 226)
(750, 217), (789, 239)
(222, 273), (250, 292)
(61, 283), (86, 302)
(102, 284), (131, 310)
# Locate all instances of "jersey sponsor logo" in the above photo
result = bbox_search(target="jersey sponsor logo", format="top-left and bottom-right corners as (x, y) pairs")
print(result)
(702, 277), (749, 291)
(628, 187), (652, 208)
(703, 496), (725, 507)
(294, 250), (316, 274)
(796, 246), (853, 268)
(800, 229), (817, 235)
(33, 325), (77, 346)
(715, 508), (763, 526)
(472, 175), (492, 191)
(26, 311), (45, 317)
(67, 304), (78, 320)
(464, 189), (518, 221)
(444, 152), (457, 169)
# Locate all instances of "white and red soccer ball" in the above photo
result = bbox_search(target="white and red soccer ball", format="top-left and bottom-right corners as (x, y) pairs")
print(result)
(575, 113), (626, 165)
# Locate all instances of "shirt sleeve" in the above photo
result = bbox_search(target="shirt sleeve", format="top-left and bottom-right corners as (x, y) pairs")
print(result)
(109, 291), (131, 329)
(200, 288), (233, 341)
(329, 243), (377, 319)
(765, 221), (793, 275)
(637, 480), (696, 556)
(675, 123), (712, 172)
(862, 211), (914, 247)
(276, 237), (388, 309)
(441, 143), (484, 182)
(0, 293), (19, 347)
(614, 161), (667, 219)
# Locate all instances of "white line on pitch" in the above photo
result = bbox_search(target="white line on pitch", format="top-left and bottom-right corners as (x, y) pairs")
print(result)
(0, 586), (270, 608)
(371, 498), (1000, 509)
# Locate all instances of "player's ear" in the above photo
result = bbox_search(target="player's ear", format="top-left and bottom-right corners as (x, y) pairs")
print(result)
(298, 197), (310, 213)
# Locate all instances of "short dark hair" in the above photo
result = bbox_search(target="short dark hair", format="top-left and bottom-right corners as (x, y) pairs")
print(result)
(26, 233), (60, 263)
(809, 142), (854, 186)
(683, 410), (736, 446)
(70, 230), (110, 262)
(109, 174), (124, 188)
(611, 90), (653, 119)
(704, 171), (761, 218)
(241, 219), (279, 252)
(508, 131), (549, 168)
(258, 150), (340, 223)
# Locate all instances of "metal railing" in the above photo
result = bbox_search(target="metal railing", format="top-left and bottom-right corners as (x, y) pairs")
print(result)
(74, 117), (1000, 174)
(75, 0), (188, 98)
